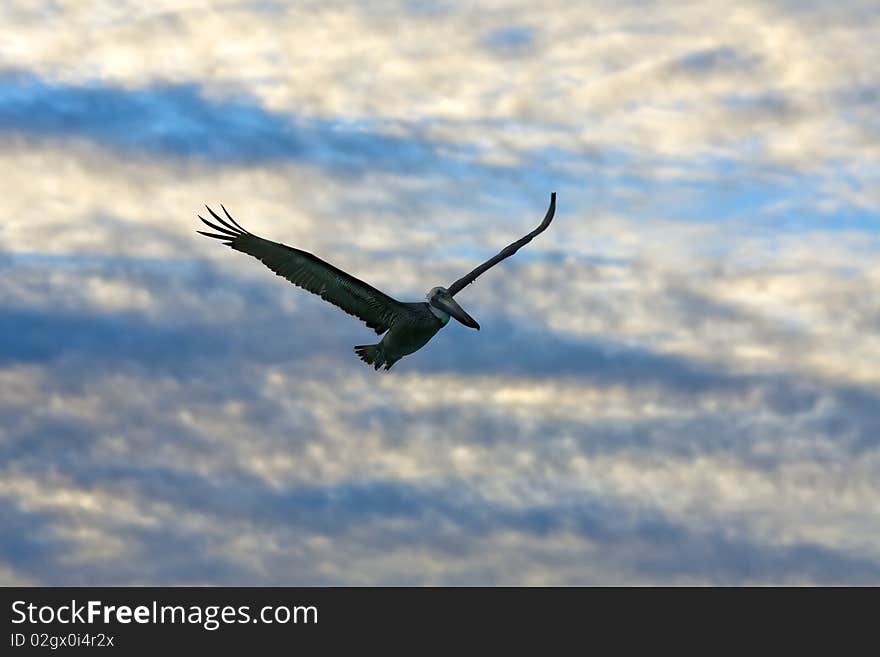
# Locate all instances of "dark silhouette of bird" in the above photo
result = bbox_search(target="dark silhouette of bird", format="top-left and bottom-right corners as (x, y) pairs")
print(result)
(198, 193), (556, 370)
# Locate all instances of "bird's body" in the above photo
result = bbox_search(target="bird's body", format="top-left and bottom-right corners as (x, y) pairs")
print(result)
(197, 193), (555, 370)
(355, 302), (448, 370)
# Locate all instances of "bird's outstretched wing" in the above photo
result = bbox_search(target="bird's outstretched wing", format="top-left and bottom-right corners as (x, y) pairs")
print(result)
(198, 205), (406, 334)
(446, 192), (556, 297)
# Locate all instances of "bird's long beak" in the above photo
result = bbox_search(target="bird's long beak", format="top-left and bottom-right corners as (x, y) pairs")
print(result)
(436, 296), (480, 330)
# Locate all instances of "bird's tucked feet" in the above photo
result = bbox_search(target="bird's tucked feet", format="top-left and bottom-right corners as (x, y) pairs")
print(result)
(355, 343), (384, 370)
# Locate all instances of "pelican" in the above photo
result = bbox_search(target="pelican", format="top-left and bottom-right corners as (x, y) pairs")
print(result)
(197, 192), (556, 370)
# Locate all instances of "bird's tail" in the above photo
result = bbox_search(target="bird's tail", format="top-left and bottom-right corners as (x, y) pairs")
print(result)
(354, 344), (395, 371)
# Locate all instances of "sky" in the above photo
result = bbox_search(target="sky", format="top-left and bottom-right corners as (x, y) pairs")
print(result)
(0, 0), (878, 585)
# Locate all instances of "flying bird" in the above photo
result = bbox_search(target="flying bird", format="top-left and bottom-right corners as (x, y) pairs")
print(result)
(197, 192), (556, 370)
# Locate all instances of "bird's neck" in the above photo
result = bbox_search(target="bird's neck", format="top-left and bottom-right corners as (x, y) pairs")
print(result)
(428, 304), (451, 325)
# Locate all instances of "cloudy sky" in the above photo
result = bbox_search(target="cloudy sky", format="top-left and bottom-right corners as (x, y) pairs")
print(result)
(1, 0), (878, 585)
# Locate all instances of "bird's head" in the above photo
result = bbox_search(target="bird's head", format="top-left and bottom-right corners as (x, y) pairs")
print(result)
(426, 286), (480, 330)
